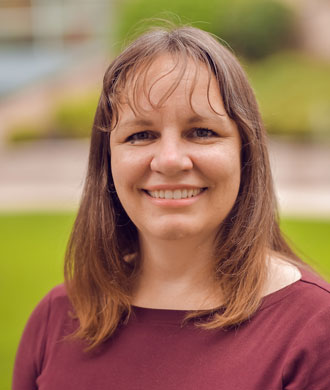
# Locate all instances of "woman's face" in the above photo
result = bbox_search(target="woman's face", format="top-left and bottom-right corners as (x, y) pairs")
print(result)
(110, 55), (241, 242)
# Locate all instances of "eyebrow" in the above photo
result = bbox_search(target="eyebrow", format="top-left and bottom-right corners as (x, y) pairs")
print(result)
(119, 118), (154, 128)
(186, 114), (226, 124)
(119, 113), (227, 128)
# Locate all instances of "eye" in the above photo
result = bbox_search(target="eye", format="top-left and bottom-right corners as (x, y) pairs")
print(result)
(126, 131), (156, 144)
(190, 127), (217, 139)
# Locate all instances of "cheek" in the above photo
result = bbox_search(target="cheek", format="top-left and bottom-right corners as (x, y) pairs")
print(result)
(111, 149), (149, 192)
(223, 141), (241, 179)
(200, 145), (241, 182)
(111, 156), (131, 196)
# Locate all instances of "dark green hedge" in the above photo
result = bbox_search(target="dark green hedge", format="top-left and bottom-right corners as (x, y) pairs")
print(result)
(115, 0), (296, 60)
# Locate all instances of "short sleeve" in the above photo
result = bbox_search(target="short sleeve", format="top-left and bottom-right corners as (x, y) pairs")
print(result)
(12, 292), (51, 390)
(282, 306), (330, 390)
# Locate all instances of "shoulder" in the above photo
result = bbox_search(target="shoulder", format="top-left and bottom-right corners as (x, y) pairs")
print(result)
(292, 269), (330, 332)
(30, 283), (70, 319)
(19, 284), (72, 343)
(269, 267), (330, 347)
(259, 266), (330, 337)
(17, 283), (73, 354)
(295, 268), (330, 310)
(259, 266), (330, 388)
(13, 284), (72, 386)
(296, 267), (330, 323)
(44, 283), (70, 307)
(299, 267), (330, 295)
(281, 271), (330, 388)
(44, 283), (68, 301)
(262, 258), (330, 313)
(33, 284), (74, 338)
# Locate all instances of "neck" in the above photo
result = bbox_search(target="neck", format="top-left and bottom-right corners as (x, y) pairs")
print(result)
(132, 234), (223, 310)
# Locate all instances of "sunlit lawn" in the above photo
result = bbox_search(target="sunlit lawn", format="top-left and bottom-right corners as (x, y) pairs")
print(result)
(1, 213), (329, 389)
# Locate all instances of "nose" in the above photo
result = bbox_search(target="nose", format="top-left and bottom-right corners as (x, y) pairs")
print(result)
(150, 135), (193, 176)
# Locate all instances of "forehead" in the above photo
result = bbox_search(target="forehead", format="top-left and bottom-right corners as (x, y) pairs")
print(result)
(117, 53), (224, 120)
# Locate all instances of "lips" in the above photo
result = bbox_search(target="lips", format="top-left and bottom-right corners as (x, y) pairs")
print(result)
(146, 188), (206, 200)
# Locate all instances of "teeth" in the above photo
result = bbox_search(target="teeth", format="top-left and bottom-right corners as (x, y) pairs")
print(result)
(165, 190), (172, 199)
(173, 189), (181, 199)
(147, 188), (204, 199)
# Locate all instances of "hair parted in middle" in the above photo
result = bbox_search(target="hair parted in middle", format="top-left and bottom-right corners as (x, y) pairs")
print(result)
(64, 25), (300, 350)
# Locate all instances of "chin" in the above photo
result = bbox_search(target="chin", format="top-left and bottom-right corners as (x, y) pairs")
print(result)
(144, 222), (206, 241)
(154, 230), (190, 241)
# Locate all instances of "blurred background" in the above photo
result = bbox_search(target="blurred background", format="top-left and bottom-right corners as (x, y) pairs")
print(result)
(1, 0), (330, 387)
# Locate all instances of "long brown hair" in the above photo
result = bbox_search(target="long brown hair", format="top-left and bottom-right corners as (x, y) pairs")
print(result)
(64, 25), (301, 349)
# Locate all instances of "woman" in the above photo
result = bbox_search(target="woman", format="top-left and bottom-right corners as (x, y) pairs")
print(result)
(13, 26), (330, 389)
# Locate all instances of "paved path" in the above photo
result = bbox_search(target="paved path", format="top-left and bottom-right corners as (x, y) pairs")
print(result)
(268, 138), (330, 217)
(0, 138), (329, 217)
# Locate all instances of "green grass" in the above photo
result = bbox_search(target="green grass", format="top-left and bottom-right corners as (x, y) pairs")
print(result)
(0, 213), (75, 389)
(1, 213), (329, 389)
(280, 217), (330, 280)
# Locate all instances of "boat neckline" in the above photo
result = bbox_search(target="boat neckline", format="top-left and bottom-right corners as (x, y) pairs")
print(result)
(130, 267), (316, 318)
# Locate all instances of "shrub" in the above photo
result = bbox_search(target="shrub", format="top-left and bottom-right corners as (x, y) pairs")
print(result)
(247, 52), (330, 138)
(216, 0), (297, 59)
(115, 0), (230, 51)
(116, 0), (296, 60)
(51, 92), (98, 138)
(8, 124), (46, 143)
(7, 91), (99, 144)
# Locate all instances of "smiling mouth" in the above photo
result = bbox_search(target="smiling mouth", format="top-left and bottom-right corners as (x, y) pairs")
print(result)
(145, 188), (207, 200)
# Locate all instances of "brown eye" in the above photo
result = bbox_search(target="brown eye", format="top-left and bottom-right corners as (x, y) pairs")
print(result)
(127, 131), (155, 144)
(191, 128), (216, 138)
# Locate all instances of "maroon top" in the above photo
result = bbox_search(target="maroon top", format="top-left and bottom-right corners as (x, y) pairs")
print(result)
(13, 269), (330, 390)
